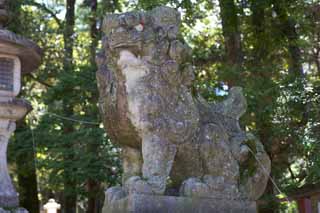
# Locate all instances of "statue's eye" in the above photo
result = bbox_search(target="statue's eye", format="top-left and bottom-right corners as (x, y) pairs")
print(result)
(135, 24), (144, 32)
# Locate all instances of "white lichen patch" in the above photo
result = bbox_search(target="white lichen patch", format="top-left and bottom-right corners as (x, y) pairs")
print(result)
(117, 50), (149, 134)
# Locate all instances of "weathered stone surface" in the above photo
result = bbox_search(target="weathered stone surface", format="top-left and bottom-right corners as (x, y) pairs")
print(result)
(0, 208), (28, 213)
(102, 194), (256, 213)
(0, 98), (31, 208)
(0, 119), (19, 208)
(97, 6), (271, 211)
(0, 30), (42, 73)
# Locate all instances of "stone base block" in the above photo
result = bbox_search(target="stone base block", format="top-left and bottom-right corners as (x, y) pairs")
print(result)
(102, 194), (256, 213)
(0, 196), (19, 209)
(0, 208), (28, 213)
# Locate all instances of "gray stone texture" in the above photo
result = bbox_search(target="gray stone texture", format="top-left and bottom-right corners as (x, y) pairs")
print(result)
(0, 99), (32, 209)
(97, 6), (271, 212)
(0, 208), (28, 213)
(102, 194), (256, 213)
(0, 29), (42, 73)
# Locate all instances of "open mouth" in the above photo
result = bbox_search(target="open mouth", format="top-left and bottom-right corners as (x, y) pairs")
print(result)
(112, 42), (140, 49)
(109, 38), (143, 53)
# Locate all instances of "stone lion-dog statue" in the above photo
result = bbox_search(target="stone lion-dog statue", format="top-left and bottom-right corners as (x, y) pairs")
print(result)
(96, 6), (270, 204)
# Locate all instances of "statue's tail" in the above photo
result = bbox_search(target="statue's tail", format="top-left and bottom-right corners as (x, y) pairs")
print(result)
(196, 87), (271, 200)
(212, 87), (247, 120)
(239, 133), (271, 200)
(196, 86), (247, 125)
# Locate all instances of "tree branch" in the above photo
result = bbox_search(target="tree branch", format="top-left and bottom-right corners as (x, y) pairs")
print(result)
(287, 163), (296, 182)
(23, 0), (63, 28)
(26, 73), (53, 88)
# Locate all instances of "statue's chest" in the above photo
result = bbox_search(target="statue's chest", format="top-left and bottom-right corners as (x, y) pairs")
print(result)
(120, 63), (151, 131)
(122, 65), (146, 92)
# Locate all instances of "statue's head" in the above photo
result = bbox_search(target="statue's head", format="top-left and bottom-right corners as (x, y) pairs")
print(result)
(103, 6), (181, 57)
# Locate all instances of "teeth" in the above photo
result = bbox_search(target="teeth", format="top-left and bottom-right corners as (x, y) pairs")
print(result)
(116, 27), (126, 33)
(135, 24), (144, 32)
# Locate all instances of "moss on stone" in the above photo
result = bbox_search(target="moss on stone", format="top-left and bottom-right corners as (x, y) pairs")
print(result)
(240, 139), (258, 183)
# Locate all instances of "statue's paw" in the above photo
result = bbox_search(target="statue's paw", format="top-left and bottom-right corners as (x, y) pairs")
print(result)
(105, 186), (127, 203)
(203, 175), (226, 192)
(124, 176), (154, 195)
(203, 175), (241, 199)
(179, 177), (210, 198)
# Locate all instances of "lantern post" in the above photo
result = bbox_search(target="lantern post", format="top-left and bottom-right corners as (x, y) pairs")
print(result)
(0, 0), (42, 212)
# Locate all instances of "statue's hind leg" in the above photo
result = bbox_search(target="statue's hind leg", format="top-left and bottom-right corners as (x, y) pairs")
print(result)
(180, 123), (241, 199)
(125, 134), (177, 195)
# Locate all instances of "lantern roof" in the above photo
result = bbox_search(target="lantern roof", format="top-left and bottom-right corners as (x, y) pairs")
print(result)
(0, 0), (42, 74)
(0, 30), (42, 74)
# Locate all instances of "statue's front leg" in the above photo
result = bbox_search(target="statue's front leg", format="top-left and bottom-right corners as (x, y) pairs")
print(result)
(125, 134), (177, 195)
(105, 146), (142, 203)
(122, 146), (142, 183)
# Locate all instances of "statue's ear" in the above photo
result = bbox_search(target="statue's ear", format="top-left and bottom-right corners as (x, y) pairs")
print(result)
(103, 14), (120, 35)
(149, 6), (181, 28)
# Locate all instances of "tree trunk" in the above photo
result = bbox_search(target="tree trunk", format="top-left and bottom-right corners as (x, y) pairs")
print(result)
(63, 126), (77, 213)
(249, 1), (278, 211)
(218, 0), (243, 86)
(15, 123), (40, 213)
(250, 0), (267, 64)
(86, 179), (101, 213)
(86, 1), (103, 212)
(272, 0), (303, 77)
(17, 158), (39, 213)
(89, 0), (98, 67)
(63, 0), (77, 212)
(63, 0), (76, 72)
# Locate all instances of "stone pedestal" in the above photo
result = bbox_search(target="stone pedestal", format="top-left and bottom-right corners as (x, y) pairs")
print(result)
(0, 208), (28, 213)
(0, 99), (31, 212)
(0, 120), (19, 208)
(102, 194), (256, 213)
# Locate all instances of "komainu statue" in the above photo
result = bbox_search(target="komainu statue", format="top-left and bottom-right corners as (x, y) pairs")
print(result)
(97, 6), (271, 213)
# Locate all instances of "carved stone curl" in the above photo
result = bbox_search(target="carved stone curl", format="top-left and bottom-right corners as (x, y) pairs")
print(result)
(97, 6), (271, 212)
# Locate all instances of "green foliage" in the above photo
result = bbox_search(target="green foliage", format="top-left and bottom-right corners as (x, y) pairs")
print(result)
(185, 0), (319, 211)
(8, 0), (121, 210)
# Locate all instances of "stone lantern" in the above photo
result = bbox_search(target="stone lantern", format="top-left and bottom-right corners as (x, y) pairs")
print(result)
(0, 0), (42, 212)
(43, 199), (61, 213)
